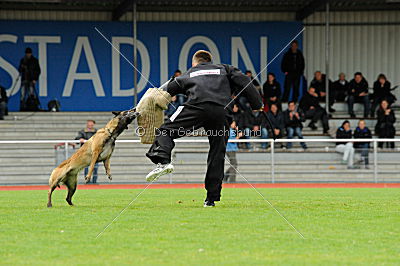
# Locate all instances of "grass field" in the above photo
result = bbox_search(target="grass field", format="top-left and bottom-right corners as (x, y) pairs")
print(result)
(1, 187), (399, 265)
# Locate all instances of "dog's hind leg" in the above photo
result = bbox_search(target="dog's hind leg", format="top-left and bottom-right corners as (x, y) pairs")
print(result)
(65, 174), (78, 206)
(47, 184), (57, 208)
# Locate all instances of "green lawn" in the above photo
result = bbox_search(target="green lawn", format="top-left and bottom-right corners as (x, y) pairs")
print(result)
(0, 187), (399, 265)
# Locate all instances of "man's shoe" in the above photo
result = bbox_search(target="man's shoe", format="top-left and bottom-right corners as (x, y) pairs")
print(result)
(204, 200), (215, 207)
(308, 122), (317, 130)
(145, 163), (174, 182)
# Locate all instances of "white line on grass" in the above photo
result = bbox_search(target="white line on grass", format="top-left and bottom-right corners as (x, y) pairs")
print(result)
(224, 27), (305, 109)
(224, 156), (306, 239)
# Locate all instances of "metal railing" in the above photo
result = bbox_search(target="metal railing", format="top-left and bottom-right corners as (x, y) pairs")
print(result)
(0, 138), (399, 184)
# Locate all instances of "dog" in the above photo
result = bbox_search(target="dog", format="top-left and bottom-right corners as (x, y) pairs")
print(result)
(47, 108), (139, 207)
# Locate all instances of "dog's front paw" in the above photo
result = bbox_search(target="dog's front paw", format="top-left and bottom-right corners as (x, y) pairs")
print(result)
(108, 175), (112, 181)
(85, 176), (91, 184)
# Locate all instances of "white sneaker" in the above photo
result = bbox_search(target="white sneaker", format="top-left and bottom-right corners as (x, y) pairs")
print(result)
(146, 163), (174, 182)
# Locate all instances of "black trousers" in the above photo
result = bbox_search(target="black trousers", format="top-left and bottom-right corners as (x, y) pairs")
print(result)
(282, 74), (300, 102)
(146, 102), (229, 201)
(347, 95), (370, 117)
(304, 107), (329, 131)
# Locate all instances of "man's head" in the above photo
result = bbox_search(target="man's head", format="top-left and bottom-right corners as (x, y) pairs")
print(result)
(290, 40), (298, 52)
(25, 47), (32, 59)
(358, 119), (365, 130)
(378, 73), (386, 84)
(338, 72), (346, 81)
(86, 120), (96, 130)
(192, 50), (212, 67)
(230, 120), (237, 129)
(314, 71), (322, 81)
(232, 104), (239, 113)
(342, 120), (350, 131)
(267, 73), (275, 82)
(381, 99), (389, 110)
(245, 70), (252, 78)
(270, 104), (278, 114)
(288, 101), (296, 111)
(174, 70), (182, 77)
(354, 72), (363, 83)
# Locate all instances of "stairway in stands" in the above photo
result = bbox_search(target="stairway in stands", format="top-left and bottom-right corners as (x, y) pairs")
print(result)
(0, 103), (399, 185)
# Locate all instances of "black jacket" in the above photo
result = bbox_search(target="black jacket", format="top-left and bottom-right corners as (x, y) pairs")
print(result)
(263, 80), (281, 99)
(375, 108), (396, 136)
(353, 127), (372, 148)
(372, 80), (391, 99)
(0, 86), (7, 103)
(333, 79), (349, 99)
(281, 49), (305, 76)
(75, 128), (97, 146)
(283, 109), (304, 129)
(310, 75), (333, 95)
(267, 111), (284, 131)
(167, 62), (262, 110)
(299, 92), (321, 112)
(348, 78), (369, 96)
(19, 55), (41, 81)
(336, 126), (352, 145)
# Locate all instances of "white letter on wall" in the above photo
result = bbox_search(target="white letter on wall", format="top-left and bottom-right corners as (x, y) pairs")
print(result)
(111, 37), (150, 96)
(24, 36), (61, 97)
(160, 37), (169, 85)
(231, 37), (259, 83)
(63, 36), (105, 97)
(178, 36), (221, 72)
(260, 37), (268, 85)
(0, 34), (20, 96)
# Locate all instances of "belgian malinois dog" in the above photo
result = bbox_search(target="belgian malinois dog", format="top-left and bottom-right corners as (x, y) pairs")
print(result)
(47, 108), (139, 207)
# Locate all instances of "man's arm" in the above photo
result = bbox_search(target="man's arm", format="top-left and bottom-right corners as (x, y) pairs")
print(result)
(166, 78), (185, 97)
(227, 65), (262, 110)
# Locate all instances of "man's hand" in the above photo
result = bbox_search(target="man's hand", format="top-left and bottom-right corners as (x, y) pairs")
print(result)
(253, 125), (260, 131)
(32, 80), (36, 84)
(274, 129), (280, 136)
(320, 92), (326, 97)
(385, 109), (391, 115)
(359, 92), (367, 97)
(310, 106), (315, 110)
(289, 112), (293, 119)
(270, 96), (277, 101)
(295, 112), (300, 119)
(79, 138), (85, 144)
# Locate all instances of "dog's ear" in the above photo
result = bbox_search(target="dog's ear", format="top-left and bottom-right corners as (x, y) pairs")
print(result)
(112, 111), (120, 117)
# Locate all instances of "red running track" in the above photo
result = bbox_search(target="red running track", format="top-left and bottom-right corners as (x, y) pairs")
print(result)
(0, 183), (399, 191)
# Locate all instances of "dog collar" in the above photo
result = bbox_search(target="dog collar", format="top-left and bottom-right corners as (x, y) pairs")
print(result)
(106, 128), (116, 141)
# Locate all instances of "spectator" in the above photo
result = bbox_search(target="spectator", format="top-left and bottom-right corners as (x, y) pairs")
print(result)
(224, 120), (242, 183)
(263, 73), (282, 111)
(347, 72), (370, 118)
(75, 120), (99, 183)
(281, 40), (305, 102)
(335, 120), (357, 169)
(310, 71), (335, 112)
(332, 72), (349, 102)
(0, 85), (8, 120)
(241, 107), (269, 149)
(370, 74), (396, 118)
(245, 70), (262, 95)
(299, 87), (330, 134)
(354, 120), (372, 168)
(231, 103), (242, 126)
(267, 104), (285, 148)
(283, 101), (307, 150)
(375, 100), (396, 149)
(18, 47), (41, 111)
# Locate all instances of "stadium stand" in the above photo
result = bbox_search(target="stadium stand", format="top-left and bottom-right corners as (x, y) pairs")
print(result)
(1, 102), (399, 185)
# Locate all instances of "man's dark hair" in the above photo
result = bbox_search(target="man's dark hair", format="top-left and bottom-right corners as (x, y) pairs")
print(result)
(192, 50), (212, 64)
(267, 72), (276, 78)
(342, 120), (350, 127)
(25, 47), (32, 54)
(291, 40), (298, 45)
(288, 101), (296, 105)
(245, 70), (252, 75)
(87, 119), (96, 124)
(354, 72), (363, 77)
(174, 69), (181, 74)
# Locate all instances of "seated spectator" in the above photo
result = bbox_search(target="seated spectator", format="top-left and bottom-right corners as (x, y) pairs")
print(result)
(237, 70), (262, 112)
(299, 87), (330, 134)
(173, 70), (187, 106)
(267, 104), (285, 148)
(347, 72), (370, 118)
(283, 101), (307, 150)
(375, 100), (396, 149)
(354, 120), (372, 168)
(224, 120), (242, 183)
(370, 74), (396, 118)
(241, 107), (269, 149)
(245, 70), (262, 95)
(0, 85), (8, 120)
(335, 120), (357, 169)
(310, 71), (335, 112)
(332, 72), (348, 102)
(263, 73), (282, 111)
(75, 120), (99, 183)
